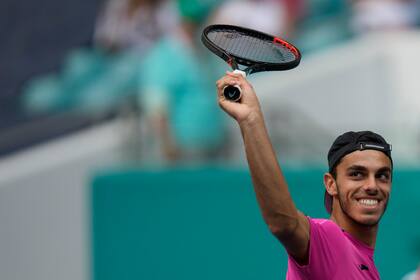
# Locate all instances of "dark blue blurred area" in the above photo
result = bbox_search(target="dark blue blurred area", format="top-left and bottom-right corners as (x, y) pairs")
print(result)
(0, 0), (103, 128)
(0, 0), (108, 156)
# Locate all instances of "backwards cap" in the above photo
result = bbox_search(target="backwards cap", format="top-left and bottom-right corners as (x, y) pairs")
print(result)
(324, 131), (392, 214)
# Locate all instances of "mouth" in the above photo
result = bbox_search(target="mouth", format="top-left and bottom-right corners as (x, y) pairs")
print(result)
(356, 198), (381, 208)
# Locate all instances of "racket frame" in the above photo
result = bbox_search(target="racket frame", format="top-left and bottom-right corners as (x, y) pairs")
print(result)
(201, 24), (301, 75)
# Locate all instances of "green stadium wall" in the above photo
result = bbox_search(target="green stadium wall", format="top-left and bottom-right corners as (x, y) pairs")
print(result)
(91, 166), (420, 280)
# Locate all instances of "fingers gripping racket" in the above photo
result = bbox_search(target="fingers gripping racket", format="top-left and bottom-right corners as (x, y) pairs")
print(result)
(201, 24), (301, 102)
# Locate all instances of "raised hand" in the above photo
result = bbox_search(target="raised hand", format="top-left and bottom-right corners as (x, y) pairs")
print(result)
(216, 71), (262, 125)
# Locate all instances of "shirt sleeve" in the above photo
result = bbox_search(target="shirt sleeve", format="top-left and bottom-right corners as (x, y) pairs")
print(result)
(287, 218), (345, 278)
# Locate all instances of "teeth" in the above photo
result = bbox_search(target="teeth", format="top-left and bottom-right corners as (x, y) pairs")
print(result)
(358, 199), (378, 206)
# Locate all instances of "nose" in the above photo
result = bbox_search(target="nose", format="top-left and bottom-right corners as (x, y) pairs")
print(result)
(363, 175), (379, 195)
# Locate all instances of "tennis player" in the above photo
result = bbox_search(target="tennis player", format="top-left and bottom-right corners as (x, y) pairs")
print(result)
(216, 71), (393, 279)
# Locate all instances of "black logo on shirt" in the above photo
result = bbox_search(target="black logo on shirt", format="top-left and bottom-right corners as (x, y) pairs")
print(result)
(359, 264), (369, 271)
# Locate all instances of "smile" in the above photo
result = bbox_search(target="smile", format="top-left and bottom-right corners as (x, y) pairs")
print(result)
(357, 199), (379, 206)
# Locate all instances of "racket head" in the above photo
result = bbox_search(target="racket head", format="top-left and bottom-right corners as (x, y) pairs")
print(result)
(201, 24), (301, 74)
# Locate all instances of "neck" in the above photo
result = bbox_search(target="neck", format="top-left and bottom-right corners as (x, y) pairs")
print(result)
(331, 210), (378, 248)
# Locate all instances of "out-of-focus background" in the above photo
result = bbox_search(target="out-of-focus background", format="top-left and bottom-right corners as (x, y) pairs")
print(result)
(1, 0), (420, 279)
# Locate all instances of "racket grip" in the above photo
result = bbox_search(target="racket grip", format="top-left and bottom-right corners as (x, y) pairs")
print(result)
(222, 70), (246, 102)
(223, 85), (242, 102)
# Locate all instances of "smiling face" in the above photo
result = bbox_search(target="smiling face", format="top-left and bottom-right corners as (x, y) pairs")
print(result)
(326, 150), (393, 227)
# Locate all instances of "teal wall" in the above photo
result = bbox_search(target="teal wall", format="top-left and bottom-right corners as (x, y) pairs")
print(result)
(91, 166), (420, 279)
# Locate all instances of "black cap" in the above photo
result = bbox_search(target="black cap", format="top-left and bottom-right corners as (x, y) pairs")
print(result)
(324, 131), (393, 213)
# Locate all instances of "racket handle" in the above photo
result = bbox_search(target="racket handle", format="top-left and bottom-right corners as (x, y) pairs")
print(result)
(223, 70), (246, 102)
(223, 85), (242, 102)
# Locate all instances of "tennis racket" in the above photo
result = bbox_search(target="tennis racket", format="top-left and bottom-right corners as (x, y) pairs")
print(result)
(201, 24), (301, 102)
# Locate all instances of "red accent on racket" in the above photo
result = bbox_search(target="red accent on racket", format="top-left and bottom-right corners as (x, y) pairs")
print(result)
(202, 24), (301, 102)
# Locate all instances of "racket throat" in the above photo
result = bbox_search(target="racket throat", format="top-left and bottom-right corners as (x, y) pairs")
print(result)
(225, 50), (253, 75)
(232, 69), (246, 78)
(227, 58), (249, 76)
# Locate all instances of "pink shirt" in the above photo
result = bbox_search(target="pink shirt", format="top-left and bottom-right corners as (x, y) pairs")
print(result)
(287, 218), (380, 279)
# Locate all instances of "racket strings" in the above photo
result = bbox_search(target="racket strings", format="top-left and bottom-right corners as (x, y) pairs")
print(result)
(254, 36), (268, 62)
(207, 30), (295, 64)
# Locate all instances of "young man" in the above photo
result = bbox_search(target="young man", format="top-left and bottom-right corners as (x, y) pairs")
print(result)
(216, 71), (393, 279)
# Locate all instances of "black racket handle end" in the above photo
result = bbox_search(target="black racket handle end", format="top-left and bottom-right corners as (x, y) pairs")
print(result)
(223, 85), (241, 102)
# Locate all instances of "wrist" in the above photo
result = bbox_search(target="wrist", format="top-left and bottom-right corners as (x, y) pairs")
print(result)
(238, 111), (264, 129)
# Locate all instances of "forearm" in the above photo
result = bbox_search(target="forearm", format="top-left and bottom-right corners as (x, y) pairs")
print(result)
(239, 112), (299, 233)
(216, 72), (309, 260)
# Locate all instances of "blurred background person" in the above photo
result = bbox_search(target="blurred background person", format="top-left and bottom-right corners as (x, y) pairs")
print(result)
(402, 238), (420, 280)
(137, 0), (228, 164)
(22, 0), (177, 115)
(293, 0), (352, 52)
(350, 0), (420, 34)
(211, 0), (352, 54)
(210, 0), (305, 39)
(402, 264), (420, 280)
(94, 0), (177, 54)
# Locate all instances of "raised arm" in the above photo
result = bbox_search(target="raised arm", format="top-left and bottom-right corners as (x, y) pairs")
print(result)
(216, 72), (310, 263)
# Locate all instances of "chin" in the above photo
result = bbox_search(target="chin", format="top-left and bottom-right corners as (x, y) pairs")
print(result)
(343, 206), (382, 227)
(338, 197), (388, 227)
(351, 207), (386, 226)
(355, 215), (381, 227)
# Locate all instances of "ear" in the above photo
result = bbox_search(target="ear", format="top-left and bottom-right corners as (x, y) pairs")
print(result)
(324, 173), (338, 196)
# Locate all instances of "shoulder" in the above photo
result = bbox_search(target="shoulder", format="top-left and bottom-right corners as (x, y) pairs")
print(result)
(287, 218), (350, 277)
(310, 218), (343, 232)
(308, 218), (347, 244)
(309, 218), (340, 231)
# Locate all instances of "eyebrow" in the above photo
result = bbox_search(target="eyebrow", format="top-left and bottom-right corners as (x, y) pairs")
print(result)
(346, 165), (391, 173)
(376, 167), (392, 173)
(346, 165), (367, 172)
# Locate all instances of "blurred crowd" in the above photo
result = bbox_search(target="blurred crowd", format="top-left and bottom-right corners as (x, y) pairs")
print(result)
(9, 0), (420, 164)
